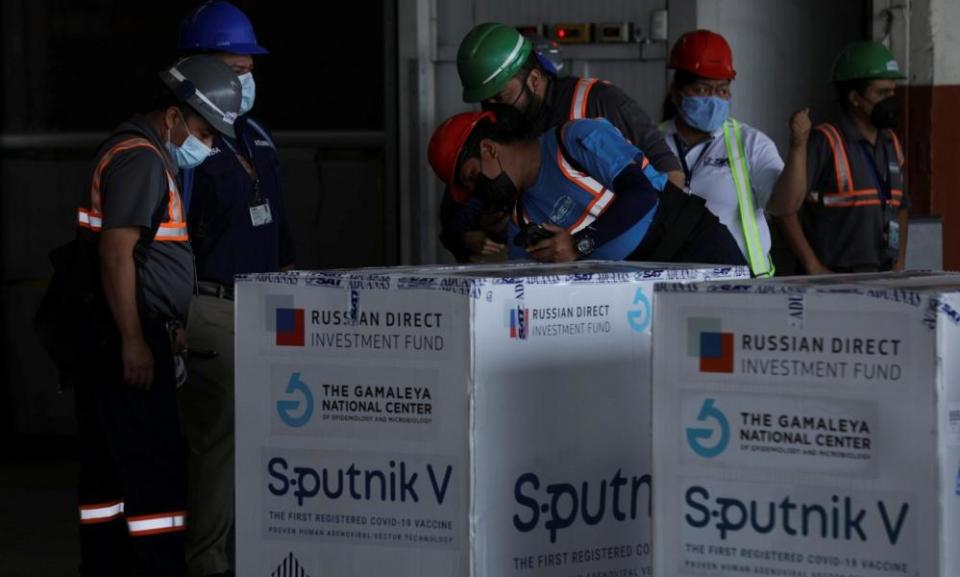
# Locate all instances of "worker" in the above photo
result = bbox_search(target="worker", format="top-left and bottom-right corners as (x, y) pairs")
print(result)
(428, 110), (746, 265)
(440, 22), (685, 262)
(778, 41), (909, 273)
(176, 2), (294, 576)
(71, 55), (241, 577)
(661, 29), (811, 277)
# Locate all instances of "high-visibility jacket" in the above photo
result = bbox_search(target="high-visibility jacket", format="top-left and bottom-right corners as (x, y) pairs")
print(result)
(77, 137), (187, 241)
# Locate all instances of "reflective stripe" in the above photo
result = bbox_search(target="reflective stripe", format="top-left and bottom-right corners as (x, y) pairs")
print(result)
(127, 511), (186, 537)
(77, 209), (103, 230)
(555, 124), (615, 233)
(815, 124), (854, 193)
(569, 78), (598, 120)
(821, 188), (903, 208)
(481, 34), (527, 86)
(167, 66), (236, 125)
(722, 118), (773, 277)
(79, 500), (124, 524)
(889, 130), (904, 165)
(156, 224), (189, 240)
(78, 138), (187, 242)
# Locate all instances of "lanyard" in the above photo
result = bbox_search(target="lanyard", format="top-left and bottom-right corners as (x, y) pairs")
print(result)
(219, 131), (262, 202)
(674, 134), (712, 189)
(858, 140), (891, 203)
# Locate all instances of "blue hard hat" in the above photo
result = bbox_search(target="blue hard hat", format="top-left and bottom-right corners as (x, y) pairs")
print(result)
(178, 0), (268, 55)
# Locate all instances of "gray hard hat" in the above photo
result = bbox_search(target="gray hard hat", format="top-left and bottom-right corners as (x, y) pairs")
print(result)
(158, 55), (241, 138)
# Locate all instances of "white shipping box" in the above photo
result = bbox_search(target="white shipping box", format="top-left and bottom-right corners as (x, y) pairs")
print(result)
(233, 261), (746, 577)
(652, 274), (960, 577)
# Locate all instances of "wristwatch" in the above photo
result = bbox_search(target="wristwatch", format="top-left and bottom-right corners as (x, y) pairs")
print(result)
(574, 235), (596, 258)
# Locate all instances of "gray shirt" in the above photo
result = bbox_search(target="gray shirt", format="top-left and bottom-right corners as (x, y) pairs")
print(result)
(96, 116), (193, 320)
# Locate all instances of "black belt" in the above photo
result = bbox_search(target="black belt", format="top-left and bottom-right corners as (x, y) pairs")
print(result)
(197, 281), (234, 301)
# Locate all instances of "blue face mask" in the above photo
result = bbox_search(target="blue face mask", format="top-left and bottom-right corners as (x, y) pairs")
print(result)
(238, 72), (256, 116)
(680, 95), (730, 133)
(165, 117), (212, 169)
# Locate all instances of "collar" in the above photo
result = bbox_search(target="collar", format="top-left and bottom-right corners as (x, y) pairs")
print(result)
(837, 113), (889, 148)
(127, 115), (179, 176)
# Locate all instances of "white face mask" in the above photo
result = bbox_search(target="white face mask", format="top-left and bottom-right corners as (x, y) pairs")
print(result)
(238, 72), (256, 115)
(165, 114), (212, 169)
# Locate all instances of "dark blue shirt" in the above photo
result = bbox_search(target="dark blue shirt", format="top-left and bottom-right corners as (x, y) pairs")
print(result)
(185, 116), (294, 286)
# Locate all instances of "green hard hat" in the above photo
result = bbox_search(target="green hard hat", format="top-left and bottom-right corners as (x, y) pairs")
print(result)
(457, 22), (533, 103)
(832, 41), (906, 82)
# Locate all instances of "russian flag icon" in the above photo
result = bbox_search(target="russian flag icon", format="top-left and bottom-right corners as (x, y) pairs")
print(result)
(276, 308), (305, 347)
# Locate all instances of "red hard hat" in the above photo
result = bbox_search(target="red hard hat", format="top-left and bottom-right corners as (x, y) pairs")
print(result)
(428, 110), (496, 203)
(669, 30), (736, 80)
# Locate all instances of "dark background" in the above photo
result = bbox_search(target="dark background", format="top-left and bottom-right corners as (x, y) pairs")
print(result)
(0, 0), (393, 451)
(2, 0), (385, 133)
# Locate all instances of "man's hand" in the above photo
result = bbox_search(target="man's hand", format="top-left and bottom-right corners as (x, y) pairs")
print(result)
(173, 326), (188, 356)
(804, 258), (832, 275)
(122, 336), (154, 389)
(789, 108), (812, 148)
(527, 223), (577, 263)
(462, 231), (506, 256)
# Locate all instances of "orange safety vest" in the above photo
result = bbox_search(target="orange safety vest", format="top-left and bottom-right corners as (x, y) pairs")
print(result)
(808, 123), (905, 209)
(77, 137), (187, 241)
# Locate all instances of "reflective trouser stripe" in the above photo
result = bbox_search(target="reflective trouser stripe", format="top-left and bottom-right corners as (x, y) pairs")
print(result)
(723, 118), (774, 278)
(79, 500), (124, 524)
(127, 511), (187, 537)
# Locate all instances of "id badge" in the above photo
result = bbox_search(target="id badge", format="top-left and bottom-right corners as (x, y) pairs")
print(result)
(249, 198), (273, 227)
(888, 219), (900, 250)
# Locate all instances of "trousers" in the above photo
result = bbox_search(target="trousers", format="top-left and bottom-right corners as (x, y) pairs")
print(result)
(75, 317), (187, 577)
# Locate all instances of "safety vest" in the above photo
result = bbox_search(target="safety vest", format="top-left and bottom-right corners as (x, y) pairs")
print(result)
(77, 137), (188, 241)
(808, 123), (904, 209)
(721, 118), (773, 277)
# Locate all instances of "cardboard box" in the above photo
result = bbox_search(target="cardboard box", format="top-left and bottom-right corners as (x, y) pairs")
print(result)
(652, 273), (960, 577)
(233, 261), (746, 577)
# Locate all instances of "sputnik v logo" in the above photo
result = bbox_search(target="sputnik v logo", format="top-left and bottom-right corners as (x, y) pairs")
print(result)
(277, 372), (314, 428)
(686, 398), (730, 458)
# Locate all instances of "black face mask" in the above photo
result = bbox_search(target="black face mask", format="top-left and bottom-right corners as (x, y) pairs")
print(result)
(474, 158), (518, 210)
(869, 95), (900, 129)
(518, 82), (544, 125)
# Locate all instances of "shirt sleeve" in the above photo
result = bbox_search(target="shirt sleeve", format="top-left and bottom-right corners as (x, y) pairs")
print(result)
(561, 119), (642, 188)
(586, 82), (682, 174)
(100, 148), (168, 231)
(744, 128), (785, 209)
